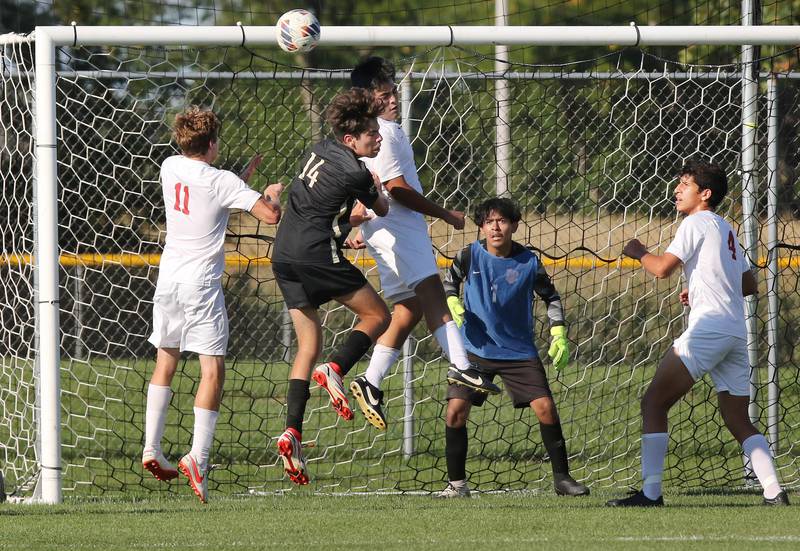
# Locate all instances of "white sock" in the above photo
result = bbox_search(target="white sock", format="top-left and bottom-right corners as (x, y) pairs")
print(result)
(190, 406), (219, 472)
(641, 432), (669, 500)
(144, 384), (172, 452)
(742, 434), (782, 499)
(433, 321), (471, 371)
(364, 345), (401, 389)
(449, 479), (468, 488)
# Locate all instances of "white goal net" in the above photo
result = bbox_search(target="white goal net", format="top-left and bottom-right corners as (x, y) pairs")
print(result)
(1, 30), (799, 500)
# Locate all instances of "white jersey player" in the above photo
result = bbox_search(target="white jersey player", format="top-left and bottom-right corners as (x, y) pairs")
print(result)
(142, 106), (281, 503)
(346, 57), (501, 433)
(607, 159), (788, 507)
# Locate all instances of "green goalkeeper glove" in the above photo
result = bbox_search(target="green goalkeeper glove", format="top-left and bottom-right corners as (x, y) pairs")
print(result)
(447, 296), (465, 328)
(547, 325), (569, 372)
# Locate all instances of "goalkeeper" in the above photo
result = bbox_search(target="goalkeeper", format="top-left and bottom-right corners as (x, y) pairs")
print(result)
(438, 197), (589, 498)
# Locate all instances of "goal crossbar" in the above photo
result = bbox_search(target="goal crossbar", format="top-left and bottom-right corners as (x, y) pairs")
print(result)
(30, 24), (800, 47)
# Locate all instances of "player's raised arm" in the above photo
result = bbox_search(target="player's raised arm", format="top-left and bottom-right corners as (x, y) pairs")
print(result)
(239, 154), (263, 183)
(383, 175), (464, 229)
(623, 238), (682, 279)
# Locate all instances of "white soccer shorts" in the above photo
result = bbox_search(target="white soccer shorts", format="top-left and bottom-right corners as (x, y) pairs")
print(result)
(148, 280), (228, 356)
(673, 330), (750, 396)
(365, 225), (439, 302)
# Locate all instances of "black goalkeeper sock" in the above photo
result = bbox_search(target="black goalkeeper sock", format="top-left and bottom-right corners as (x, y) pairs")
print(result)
(329, 330), (372, 377)
(445, 425), (469, 481)
(286, 379), (311, 434)
(540, 422), (570, 476)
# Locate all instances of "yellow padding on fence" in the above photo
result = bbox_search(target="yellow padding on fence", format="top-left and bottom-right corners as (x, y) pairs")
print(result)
(3, 252), (800, 270)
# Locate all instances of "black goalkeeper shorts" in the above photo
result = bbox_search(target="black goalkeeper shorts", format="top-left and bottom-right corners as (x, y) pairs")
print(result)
(447, 352), (553, 408)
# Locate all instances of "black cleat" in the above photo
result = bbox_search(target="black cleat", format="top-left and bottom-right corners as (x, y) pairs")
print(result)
(554, 473), (590, 496)
(447, 366), (501, 395)
(764, 491), (790, 506)
(350, 376), (387, 431)
(606, 489), (664, 507)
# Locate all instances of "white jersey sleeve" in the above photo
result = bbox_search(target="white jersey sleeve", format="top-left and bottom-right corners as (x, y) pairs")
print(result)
(665, 215), (704, 263)
(213, 171), (262, 212)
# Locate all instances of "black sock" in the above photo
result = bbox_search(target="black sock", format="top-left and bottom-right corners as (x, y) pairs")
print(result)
(286, 379), (311, 434)
(329, 330), (372, 376)
(445, 425), (468, 481)
(540, 422), (570, 476)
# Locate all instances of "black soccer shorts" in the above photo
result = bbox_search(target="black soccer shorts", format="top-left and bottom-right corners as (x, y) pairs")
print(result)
(272, 260), (368, 309)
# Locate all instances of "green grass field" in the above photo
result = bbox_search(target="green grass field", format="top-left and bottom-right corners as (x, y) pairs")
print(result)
(3, 354), (799, 499)
(0, 492), (797, 550)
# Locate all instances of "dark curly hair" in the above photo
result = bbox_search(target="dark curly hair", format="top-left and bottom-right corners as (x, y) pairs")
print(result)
(680, 158), (728, 209)
(473, 197), (522, 226)
(351, 56), (396, 90)
(324, 88), (380, 139)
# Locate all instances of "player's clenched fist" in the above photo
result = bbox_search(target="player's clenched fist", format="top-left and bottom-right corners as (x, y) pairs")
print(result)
(623, 238), (648, 260)
(264, 183), (283, 204)
(446, 210), (465, 230)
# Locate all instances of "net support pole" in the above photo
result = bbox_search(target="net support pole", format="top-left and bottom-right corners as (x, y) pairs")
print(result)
(766, 74), (780, 453)
(740, 0), (760, 483)
(402, 337), (415, 459)
(741, 0), (760, 420)
(495, 0), (511, 197)
(401, 76), (415, 459)
(33, 29), (62, 504)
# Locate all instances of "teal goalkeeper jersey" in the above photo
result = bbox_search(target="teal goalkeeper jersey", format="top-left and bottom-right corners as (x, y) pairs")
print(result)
(443, 240), (564, 361)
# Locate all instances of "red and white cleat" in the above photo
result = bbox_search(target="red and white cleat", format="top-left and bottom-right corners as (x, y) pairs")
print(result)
(312, 362), (354, 421)
(177, 454), (208, 504)
(142, 448), (179, 482)
(277, 427), (309, 485)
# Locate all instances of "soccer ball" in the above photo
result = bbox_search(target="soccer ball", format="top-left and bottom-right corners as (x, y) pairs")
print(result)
(276, 9), (321, 53)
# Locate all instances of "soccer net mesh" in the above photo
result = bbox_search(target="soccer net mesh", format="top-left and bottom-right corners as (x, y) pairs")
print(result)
(2, 37), (799, 499)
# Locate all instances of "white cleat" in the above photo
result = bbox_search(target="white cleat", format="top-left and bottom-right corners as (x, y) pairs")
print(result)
(312, 363), (354, 421)
(142, 448), (178, 482)
(435, 482), (471, 499)
(178, 453), (208, 504)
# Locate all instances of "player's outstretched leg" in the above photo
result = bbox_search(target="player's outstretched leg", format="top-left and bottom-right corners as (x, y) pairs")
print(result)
(357, 301), (422, 430)
(349, 375), (386, 430)
(277, 427), (309, 485)
(446, 365), (501, 395)
(142, 448), (178, 482)
(313, 362), (354, 421)
(318, 284), (390, 420)
(718, 392), (790, 506)
(606, 349), (692, 507)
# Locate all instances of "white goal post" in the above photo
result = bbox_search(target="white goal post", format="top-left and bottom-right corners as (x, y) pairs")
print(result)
(17, 24), (800, 503)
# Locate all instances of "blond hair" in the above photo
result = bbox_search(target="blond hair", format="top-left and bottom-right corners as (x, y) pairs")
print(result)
(172, 105), (220, 156)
